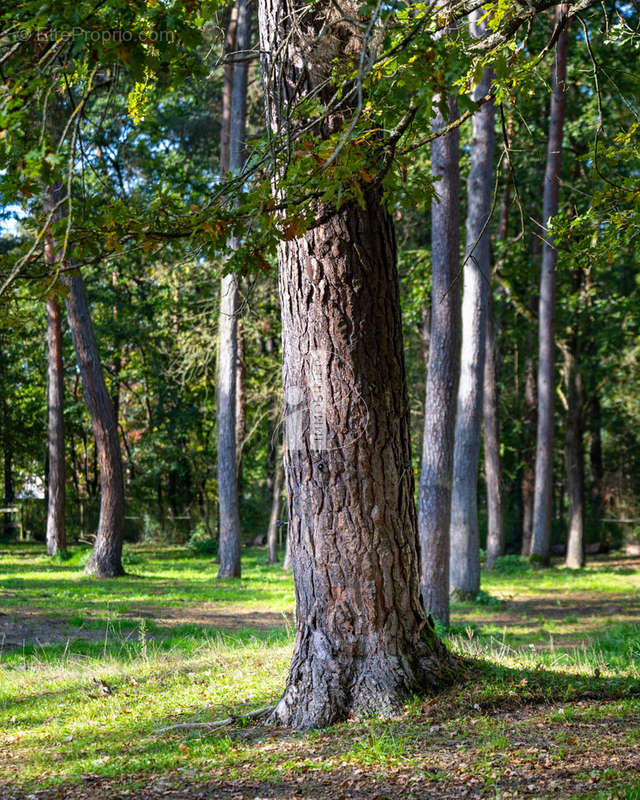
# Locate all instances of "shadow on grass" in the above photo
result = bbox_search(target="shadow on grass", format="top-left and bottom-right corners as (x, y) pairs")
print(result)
(5, 657), (640, 799)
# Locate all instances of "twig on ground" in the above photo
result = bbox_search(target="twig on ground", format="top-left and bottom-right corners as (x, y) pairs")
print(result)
(154, 704), (274, 734)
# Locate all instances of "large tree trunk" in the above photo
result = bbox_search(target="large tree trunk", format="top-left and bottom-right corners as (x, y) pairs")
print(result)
(45, 297), (66, 556)
(450, 29), (495, 598)
(419, 101), (460, 625)
(258, 0), (455, 730)
(564, 342), (585, 568)
(64, 272), (125, 576)
(483, 299), (504, 568)
(272, 189), (453, 729)
(216, 0), (251, 579)
(530, 8), (568, 563)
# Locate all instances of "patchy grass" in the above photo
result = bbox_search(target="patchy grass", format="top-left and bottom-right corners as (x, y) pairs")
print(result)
(1, 545), (640, 799)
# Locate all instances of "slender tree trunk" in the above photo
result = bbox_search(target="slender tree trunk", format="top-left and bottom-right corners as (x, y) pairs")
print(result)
(258, 0), (455, 729)
(564, 343), (585, 568)
(216, 0), (251, 579)
(63, 270), (126, 576)
(217, 273), (241, 576)
(111, 271), (122, 426)
(2, 443), (13, 540)
(484, 119), (511, 569)
(267, 448), (283, 564)
(235, 319), (246, 489)
(45, 183), (124, 574)
(531, 8), (569, 563)
(450, 28), (495, 598)
(45, 297), (66, 556)
(484, 299), (504, 568)
(418, 95), (461, 626)
(44, 188), (67, 556)
(589, 389), (603, 540)
(282, 525), (291, 570)
(521, 351), (537, 556)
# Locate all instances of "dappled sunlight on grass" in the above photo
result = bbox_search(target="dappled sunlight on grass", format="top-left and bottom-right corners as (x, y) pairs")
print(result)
(2, 546), (640, 797)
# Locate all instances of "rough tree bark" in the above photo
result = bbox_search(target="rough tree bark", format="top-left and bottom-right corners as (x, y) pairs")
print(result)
(450, 20), (495, 598)
(216, 0), (251, 579)
(258, 0), (456, 729)
(530, 6), (568, 563)
(418, 91), (461, 625)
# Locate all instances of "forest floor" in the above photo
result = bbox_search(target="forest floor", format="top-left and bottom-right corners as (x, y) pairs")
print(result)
(1, 545), (640, 799)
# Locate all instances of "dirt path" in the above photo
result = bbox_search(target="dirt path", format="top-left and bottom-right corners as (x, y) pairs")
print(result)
(0, 604), (295, 651)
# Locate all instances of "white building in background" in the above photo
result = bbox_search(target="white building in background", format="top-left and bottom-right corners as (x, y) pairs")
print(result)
(17, 476), (45, 500)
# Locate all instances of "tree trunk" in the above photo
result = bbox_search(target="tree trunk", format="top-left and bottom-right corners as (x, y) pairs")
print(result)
(217, 272), (241, 577)
(521, 352), (537, 557)
(235, 319), (246, 489)
(44, 186), (67, 557)
(258, 0), (455, 730)
(63, 271), (125, 576)
(589, 388), (603, 540)
(267, 447), (283, 564)
(484, 299), (504, 568)
(483, 118), (511, 570)
(530, 8), (568, 563)
(2, 442), (13, 540)
(282, 526), (291, 570)
(450, 32), (495, 598)
(418, 99), (461, 624)
(216, 0), (251, 579)
(45, 297), (66, 556)
(564, 343), (585, 568)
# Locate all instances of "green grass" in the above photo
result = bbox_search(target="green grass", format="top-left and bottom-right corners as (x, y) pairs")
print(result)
(1, 544), (640, 798)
